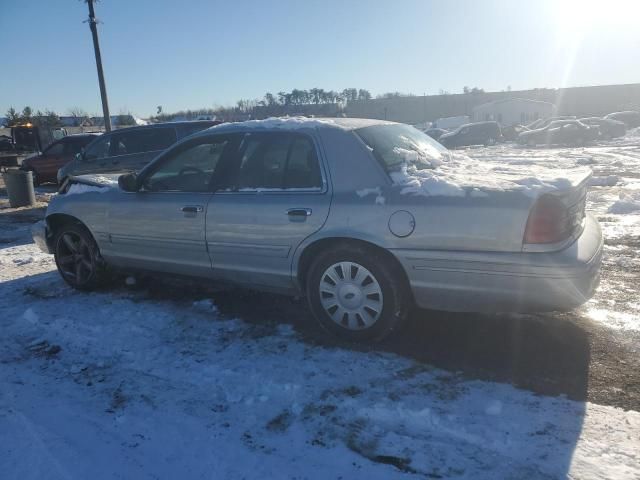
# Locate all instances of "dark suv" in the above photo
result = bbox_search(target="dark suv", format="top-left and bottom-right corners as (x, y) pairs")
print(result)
(57, 120), (220, 182)
(438, 121), (502, 148)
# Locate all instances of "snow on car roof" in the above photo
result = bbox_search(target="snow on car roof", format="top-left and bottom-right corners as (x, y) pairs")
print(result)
(204, 116), (395, 133)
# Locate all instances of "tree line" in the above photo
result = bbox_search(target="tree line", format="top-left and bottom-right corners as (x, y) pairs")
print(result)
(3, 106), (137, 128)
(261, 87), (372, 106)
(153, 87), (373, 122)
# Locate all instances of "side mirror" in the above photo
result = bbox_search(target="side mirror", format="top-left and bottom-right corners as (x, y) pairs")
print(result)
(118, 172), (139, 192)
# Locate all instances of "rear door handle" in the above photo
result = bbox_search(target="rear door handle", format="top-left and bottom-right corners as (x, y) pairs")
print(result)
(181, 205), (204, 213)
(287, 208), (312, 217)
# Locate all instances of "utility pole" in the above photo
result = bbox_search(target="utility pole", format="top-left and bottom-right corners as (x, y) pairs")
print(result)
(86, 0), (111, 132)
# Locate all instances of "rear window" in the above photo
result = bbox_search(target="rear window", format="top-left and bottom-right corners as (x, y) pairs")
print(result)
(355, 124), (448, 172)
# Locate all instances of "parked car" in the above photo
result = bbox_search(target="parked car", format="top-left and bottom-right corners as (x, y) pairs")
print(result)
(438, 121), (503, 148)
(433, 115), (470, 130)
(604, 111), (640, 129)
(423, 128), (448, 141)
(501, 124), (529, 142)
(19, 134), (99, 185)
(57, 120), (220, 183)
(579, 117), (627, 139)
(33, 118), (602, 342)
(518, 120), (598, 146)
(526, 116), (576, 131)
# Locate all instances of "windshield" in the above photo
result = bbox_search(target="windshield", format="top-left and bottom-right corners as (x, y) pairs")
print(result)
(355, 123), (448, 172)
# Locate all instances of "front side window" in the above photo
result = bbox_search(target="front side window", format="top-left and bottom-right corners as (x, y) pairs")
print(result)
(64, 138), (89, 155)
(355, 123), (448, 172)
(144, 138), (229, 192)
(112, 128), (177, 156)
(83, 135), (111, 161)
(234, 133), (322, 190)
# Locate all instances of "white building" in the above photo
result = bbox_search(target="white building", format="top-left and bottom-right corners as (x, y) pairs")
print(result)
(472, 98), (556, 126)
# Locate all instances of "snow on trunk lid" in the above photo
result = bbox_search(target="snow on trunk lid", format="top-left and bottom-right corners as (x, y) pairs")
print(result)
(355, 123), (593, 199)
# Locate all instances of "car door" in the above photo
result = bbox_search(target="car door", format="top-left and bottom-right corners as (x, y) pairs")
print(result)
(104, 134), (237, 276)
(37, 140), (65, 179)
(108, 126), (178, 172)
(206, 131), (331, 290)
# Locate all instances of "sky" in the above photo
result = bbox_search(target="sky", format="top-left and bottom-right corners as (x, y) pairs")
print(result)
(1, 0), (639, 118)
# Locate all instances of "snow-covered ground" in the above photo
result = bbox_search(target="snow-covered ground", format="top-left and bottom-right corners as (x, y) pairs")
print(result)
(1, 130), (640, 479)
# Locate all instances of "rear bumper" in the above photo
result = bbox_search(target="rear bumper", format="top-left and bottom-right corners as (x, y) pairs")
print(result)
(391, 213), (603, 313)
(31, 220), (52, 254)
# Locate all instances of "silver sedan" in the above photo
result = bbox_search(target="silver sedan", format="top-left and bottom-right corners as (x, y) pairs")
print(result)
(33, 118), (603, 342)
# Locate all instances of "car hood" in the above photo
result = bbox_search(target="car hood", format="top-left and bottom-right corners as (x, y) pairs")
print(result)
(21, 152), (41, 164)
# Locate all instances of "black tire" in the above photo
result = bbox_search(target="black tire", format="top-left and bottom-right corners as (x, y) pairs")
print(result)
(53, 223), (108, 291)
(306, 244), (411, 342)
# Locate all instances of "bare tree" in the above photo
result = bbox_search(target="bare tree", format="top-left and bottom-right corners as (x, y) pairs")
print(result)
(357, 89), (371, 101)
(68, 107), (89, 126)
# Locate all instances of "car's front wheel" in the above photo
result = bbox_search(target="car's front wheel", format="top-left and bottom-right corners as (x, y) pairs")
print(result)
(54, 224), (107, 290)
(306, 245), (411, 342)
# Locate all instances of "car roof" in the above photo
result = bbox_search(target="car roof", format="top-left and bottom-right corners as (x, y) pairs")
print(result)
(66, 133), (100, 138)
(104, 120), (219, 135)
(195, 117), (397, 136)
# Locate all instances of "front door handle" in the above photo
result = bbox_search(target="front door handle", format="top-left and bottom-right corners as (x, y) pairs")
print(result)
(181, 205), (204, 214)
(287, 208), (312, 217)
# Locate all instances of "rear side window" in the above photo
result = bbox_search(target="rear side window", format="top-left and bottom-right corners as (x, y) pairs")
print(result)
(235, 133), (322, 190)
(112, 128), (177, 156)
(355, 124), (447, 172)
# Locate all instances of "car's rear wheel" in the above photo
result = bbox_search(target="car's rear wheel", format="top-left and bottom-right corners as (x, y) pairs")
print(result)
(306, 245), (410, 342)
(54, 224), (107, 290)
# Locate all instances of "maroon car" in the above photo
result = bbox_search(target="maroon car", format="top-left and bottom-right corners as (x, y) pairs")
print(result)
(20, 134), (99, 185)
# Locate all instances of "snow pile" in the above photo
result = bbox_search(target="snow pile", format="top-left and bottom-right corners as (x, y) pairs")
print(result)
(82, 174), (120, 186)
(0, 244), (53, 281)
(1, 257), (639, 479)
(356, 187), (386, 205)
(211, 116), (345, 131)
(389, 150), (591, 198)
(66, 183), (111, 195)
(585, 307), (640, 331)
(589, 175), (620, 187)
(608, 191), (640, 214)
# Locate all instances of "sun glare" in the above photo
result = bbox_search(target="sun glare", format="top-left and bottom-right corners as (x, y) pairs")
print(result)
(554, 0), (639, 43)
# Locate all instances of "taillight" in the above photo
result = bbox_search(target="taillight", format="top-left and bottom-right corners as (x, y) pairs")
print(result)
(524, 195), (572, 244)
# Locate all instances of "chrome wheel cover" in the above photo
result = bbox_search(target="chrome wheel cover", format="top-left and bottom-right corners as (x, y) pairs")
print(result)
(319, 261), (383, 330)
